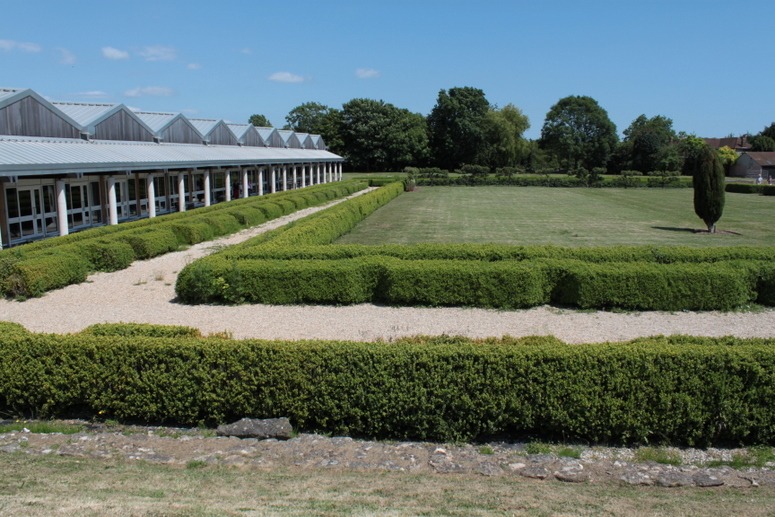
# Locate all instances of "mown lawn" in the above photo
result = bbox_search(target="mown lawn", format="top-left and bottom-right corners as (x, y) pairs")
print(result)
(336, 186), (775, 247)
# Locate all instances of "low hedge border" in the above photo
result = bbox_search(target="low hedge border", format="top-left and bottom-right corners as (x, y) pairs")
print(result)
(175, 182), (775, 311)
(726, 183), (775, 195)
(176, 256), (765, 310)
(0, 181), (368, 298)
(1, 324), (774, 446)
(416, 175), (693, 188)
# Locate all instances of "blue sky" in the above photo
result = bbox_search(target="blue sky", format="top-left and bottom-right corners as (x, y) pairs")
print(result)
(2, 0), (773, 139)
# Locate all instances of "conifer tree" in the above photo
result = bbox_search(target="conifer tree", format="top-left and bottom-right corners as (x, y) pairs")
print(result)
(691, 144), (725, 233)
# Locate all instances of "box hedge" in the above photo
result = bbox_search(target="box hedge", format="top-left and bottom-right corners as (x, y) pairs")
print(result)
(1, 327), (774, 446)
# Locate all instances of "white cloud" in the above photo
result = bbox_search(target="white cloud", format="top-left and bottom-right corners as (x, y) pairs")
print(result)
(77, 90), (109, 98)
(240, 48), (252, 55)
(0, 39), (41, 52)
(269, 71), (304, 83)
(57, 48), (76, 65)
(139, 45), (176, 61)
(356, 68), (380, 79)
(187, 63), (201, 70)
(102, 46), (129, 60)
(124, 86), (174, 98)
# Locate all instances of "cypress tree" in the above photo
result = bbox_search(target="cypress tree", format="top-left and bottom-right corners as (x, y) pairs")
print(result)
(691, 144), (725, 233)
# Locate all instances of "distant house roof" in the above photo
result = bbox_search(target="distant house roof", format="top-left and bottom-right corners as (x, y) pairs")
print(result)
(703, 136), (750, 151)
(745, 152), (775, 167)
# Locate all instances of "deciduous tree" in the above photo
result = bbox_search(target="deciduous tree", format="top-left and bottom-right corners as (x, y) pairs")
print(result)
(248, 114), (272, 127)
(622, 114), (678, 172)
(539, 95), (618, 170)
(340, 98), (428, 172)
(427, 87), (490, 170)
(479, 104), (530, 169)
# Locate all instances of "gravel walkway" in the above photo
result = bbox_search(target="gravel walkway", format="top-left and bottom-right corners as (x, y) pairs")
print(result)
(1, 191), (773, 342)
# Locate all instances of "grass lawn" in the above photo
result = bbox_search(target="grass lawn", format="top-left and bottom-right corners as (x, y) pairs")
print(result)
(1, 454), (774, 516)
(337, 186), (775, 247)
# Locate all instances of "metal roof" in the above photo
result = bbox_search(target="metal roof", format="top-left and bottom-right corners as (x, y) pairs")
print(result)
(0, 135), (342, 177)
(226, 123), (253, 139)
(0, 88), (24, 105)
(132, 111), (178, 132)
(188, 118), (222, 136)
(52, 101), (117, 126)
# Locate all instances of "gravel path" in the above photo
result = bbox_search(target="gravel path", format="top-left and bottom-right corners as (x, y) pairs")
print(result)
(1, 191), (773, 342)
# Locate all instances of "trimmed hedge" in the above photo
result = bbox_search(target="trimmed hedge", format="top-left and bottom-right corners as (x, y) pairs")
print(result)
(176, 256), (766, 310)
(80, 323), (202, 338)
(176, 182), (775, 311)
(417, 175), (693, 188)
(2, 253), (90, 298)
(1, 326), (774, 446)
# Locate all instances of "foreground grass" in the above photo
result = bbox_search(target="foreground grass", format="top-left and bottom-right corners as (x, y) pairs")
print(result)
(337, 186), (774, 247)
(1, 455), (773, 516)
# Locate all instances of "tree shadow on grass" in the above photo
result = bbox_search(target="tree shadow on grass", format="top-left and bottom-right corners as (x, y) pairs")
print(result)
(652, 226), (741, 235)
(651, 226), (701, 233)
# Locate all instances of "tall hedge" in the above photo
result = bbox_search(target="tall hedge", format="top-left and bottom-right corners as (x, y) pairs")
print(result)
(1, 326), (774, 446)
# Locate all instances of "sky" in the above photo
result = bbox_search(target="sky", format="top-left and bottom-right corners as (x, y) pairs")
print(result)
(2, 0), (774, 140)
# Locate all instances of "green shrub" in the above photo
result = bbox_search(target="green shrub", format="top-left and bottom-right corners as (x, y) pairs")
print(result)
(1, 331), (775, 446)
(120, 229), (179, 259)
(81, 323), (202, 338)
(60, 239), (136, 272)
(552, 261), (753, 310)
(169, 221), (216, 244)
(380, 259), (550, 308)
(763, 185), (775, 196)
(726, 183), (763, 194)
(3, 252), (90, 298)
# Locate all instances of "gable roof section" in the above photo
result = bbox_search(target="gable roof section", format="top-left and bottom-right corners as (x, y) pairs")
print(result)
(53, 101), (155, 141)
(309, 134), (326, 150)
(745, 152), (775, 167)
(277, 129), (302, 148)
(295, 132), (314, 149)
(189, 118), (237, 145)
(257, 127), (283, 147)
(0, 89), (82, 138)
(134, 111), (204, 144)
(227, 123), (262, 146)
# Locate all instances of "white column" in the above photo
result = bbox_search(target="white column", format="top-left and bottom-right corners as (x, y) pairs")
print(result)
(270, 166), (276, 193)
(56, 179), (69, 236)
(225, 170), (232, 202)
(339, 162), (343, 180)
(282, 165), (287, 191)
(241, 169), (249, 198)
(107, 177), (118, 225)
(177, 173), (186, 212)
(324, 162), (329, 183)
(301, 164), (307, 188)
(292, 164), (297, 189)
(258, 169), (264, 195)
(146, 175), (156, 218)
(315, 163), (320, 184)
(204, 170), (211, 207)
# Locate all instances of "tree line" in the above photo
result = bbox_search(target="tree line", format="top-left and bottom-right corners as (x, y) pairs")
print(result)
(249, 87), (774, 175)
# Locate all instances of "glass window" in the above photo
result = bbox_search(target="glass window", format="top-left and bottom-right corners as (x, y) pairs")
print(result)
(5, 188), (19, 218)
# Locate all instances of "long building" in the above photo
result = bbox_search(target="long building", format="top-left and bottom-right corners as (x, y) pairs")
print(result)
(0, 88), (344, 248)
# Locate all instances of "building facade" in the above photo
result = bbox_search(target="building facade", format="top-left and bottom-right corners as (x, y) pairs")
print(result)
(0, 88), (344, 248)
